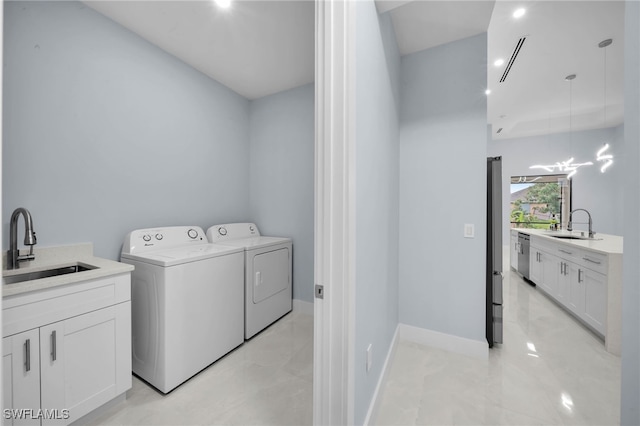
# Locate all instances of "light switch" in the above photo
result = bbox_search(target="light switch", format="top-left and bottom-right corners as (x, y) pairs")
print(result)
(464, 224), (475, 238)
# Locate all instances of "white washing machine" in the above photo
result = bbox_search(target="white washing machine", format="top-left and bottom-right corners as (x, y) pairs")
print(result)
(206, 223), (292, 339)
(120, 226), (244, 393)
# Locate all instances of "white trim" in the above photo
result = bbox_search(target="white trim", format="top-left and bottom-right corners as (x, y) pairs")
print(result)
(313, 0), (356, 424)
(292, 299), (314, 316)
(399, 323), (489, 360)
(363, 324), (400, 426)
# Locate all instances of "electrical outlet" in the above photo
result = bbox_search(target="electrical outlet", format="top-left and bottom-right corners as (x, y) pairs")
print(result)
(366, 344), (373, 373)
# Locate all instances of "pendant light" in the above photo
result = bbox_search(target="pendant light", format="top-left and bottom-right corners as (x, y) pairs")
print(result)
(530, 74), (592, 178)
(596, 39), (614, 173)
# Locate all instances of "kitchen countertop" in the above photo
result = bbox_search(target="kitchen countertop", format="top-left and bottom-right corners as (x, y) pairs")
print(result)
(2, 243), (134, 298)
(512, 228), (623, 255)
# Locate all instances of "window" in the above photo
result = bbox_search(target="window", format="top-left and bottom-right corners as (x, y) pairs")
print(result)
(510, 174), (571, 230)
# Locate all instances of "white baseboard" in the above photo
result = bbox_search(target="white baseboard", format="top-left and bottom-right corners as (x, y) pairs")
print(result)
(363, 324), (400, 426)
(399, 323), (488, 360)
(292, 298), (314, 316)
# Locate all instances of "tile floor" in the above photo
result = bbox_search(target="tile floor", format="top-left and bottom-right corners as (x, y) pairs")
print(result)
(373, 262), (621, 425)
(88, 311), (314, 426)
(89, 259), (621, 426)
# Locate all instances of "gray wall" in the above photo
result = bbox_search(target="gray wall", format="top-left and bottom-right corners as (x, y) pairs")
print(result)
(399, 34), (488, 342)
(621, 0), (640, 423)
(3, 1), (315, 307)
(249, 84), (315, 303)
(3, 1), (250, 260)
(487, 125), (625, 245)
(353, 4), (400, 424)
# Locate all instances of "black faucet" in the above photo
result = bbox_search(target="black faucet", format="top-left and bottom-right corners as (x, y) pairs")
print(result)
(7, 207), (37, 270)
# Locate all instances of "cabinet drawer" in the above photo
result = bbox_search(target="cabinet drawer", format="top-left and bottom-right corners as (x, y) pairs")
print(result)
(576, 249), (608, 275)
(3, 274), (131, 338)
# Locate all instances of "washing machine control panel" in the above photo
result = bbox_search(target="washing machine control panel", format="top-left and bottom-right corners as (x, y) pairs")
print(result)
(122, 226), (207, 254)
(206, 223), (260, 242)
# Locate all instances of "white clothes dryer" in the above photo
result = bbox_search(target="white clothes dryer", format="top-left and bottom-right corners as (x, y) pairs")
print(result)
(120, 226), (244, 393)
(206, 223), (292, 339)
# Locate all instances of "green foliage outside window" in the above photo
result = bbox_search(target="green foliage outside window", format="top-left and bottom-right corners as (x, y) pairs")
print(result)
(511, 183), (560, 229)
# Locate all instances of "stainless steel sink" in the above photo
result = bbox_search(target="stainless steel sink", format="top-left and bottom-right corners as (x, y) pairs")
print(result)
(3, 263), (98, 284)
(544, 233), (602, 241)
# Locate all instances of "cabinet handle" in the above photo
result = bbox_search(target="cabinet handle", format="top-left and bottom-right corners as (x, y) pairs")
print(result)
(559, 249), (573, 255)
(583, 257), (602, 265)
(578, 269), (583, 283)
(560, 262), (565, 275)
(51, 330), (57, 362)
(24, 339), (31, 372)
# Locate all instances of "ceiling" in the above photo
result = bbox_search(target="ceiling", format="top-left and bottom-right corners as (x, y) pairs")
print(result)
(85, 0), (315, 100)
(85, 0), (625, 140)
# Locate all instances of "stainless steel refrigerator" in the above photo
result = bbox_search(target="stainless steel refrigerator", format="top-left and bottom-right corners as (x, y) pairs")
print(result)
(487, 156), (503, 346)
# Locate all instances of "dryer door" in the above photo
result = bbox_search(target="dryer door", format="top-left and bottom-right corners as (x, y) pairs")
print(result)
(252, 248), (290, 303)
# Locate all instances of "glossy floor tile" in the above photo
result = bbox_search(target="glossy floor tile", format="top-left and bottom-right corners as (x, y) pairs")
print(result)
(374, 262), (621, 425)
(88, 311), (313, 426)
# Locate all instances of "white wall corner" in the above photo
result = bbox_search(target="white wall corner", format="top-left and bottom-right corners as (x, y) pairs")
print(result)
(363, 324), (400, 426)
(293, 298), (314, 316)
(399, 323), (489, 360)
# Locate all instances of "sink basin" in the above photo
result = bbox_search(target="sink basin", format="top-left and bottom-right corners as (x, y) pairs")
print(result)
(3, 263), (98, 284)
(543, 232), (602, 241)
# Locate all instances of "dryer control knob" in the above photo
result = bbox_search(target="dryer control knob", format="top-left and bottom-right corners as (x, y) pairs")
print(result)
(155, 234), (163, 241)
(187, 229), (198, 239)
(142, 234), (152, 242)
(218, 227), (227, 236)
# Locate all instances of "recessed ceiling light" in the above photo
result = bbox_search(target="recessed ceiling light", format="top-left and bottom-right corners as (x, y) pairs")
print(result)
(215, 0), (231, 8)
(513, 8), (526, 19)
(494, 59), (505, 67)
(485, 89), (491, 95)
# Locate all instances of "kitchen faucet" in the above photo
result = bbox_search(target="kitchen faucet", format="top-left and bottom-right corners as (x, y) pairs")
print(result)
(7, 207), (37, 270)
(567, 208), (595, 238)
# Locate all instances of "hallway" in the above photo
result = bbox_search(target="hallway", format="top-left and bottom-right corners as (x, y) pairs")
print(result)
(374, 255), (621, 425)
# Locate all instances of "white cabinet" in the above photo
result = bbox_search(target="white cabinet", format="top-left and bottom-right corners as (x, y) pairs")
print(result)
(582, 268), (607, 334)
(541, 251), (560, 298)
(528, 236), (609, 342)
(566, 261), (582, 314)
(530, 247), (560, 296)
(3, 329), (41, 426)
(510, 231), (519, 271)
(2, 273), (131, 425)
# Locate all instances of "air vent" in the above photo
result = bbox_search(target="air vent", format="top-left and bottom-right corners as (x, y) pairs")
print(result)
(499, 37), (527, 83)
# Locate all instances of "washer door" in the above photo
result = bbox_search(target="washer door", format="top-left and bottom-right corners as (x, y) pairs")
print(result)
(252, 248), (290, 303)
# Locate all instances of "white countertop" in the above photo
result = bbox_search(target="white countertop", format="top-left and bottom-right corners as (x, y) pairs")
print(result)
(512, 228), (623, 255)
(2, 243), (134, 298)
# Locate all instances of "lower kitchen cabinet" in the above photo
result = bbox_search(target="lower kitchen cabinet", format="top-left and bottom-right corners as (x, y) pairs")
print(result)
(3, 329), (41, 426)
(510, 231), (519, 271)
(2, 273), (131, 425)
(583, 268), (607, 334)
(529, 237), (609, 342)
(520, 232), (621, 355)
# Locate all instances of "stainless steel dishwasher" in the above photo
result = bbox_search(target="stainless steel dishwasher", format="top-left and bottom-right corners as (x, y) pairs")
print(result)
(517, 232), (530, 281)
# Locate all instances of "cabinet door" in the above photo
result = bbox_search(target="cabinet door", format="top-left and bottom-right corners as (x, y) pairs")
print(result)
(541, 252), (559, 298)
(566, 262), (584, 315)
(530, 249), (543, 284)
(583, 269), (607, 335)
(556, 261), (570, 304)
(2, 329), (41, 426)
(40, 304), (130, 425)
(510, 234), (518, 270)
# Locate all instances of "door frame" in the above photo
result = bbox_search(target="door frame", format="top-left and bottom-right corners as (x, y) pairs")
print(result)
(313, 0), (356, 424)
